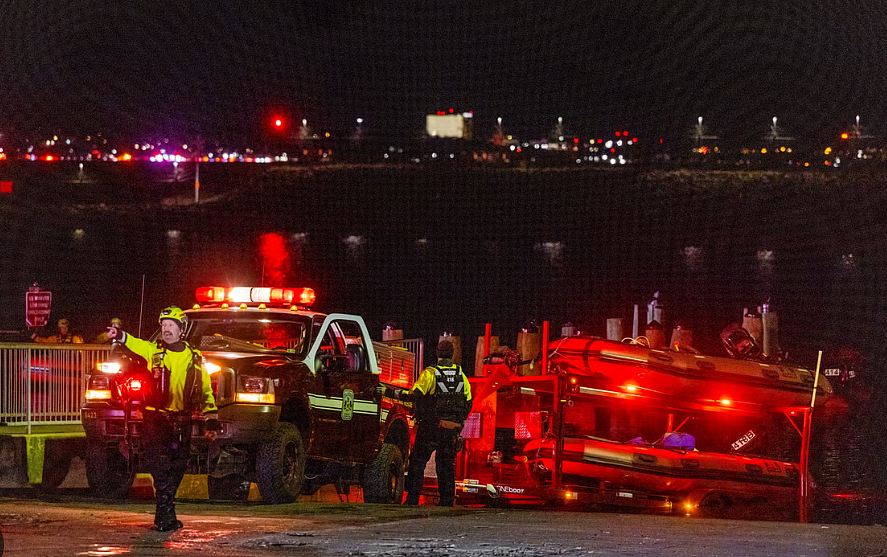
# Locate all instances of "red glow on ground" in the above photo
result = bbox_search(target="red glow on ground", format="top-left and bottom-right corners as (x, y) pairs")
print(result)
(257, 232), (292, 287)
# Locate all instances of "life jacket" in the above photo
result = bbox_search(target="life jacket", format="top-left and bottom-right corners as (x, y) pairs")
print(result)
(431, 364), (469, 423)
(147, 341), (204, 412)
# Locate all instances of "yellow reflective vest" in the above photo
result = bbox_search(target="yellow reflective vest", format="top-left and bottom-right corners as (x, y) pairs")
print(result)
(123, 334), (217, 414)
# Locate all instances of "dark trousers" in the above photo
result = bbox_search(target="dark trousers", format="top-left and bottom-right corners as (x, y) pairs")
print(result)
(405, 421), (459, 505)
(143, 411), (192, 526)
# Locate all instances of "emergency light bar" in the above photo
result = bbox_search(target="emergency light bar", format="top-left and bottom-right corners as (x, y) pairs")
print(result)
(195, 286), (316, 306)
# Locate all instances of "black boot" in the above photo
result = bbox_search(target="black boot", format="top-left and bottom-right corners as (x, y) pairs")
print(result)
(153, 474), (183, 531)
(155, 497), (183, 531)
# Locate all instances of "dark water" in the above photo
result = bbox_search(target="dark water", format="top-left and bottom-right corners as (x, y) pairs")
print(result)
(2, 161), (886, 521)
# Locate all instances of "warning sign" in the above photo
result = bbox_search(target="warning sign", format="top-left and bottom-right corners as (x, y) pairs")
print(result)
(25, 286), (52, 328)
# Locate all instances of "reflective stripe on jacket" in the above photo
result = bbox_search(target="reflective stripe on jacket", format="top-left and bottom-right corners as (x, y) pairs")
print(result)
(410, 362), (472, 423)
(123, 334), (217, 413)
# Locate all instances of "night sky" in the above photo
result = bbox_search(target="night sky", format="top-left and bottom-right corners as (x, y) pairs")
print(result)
(2, 2), (887, 143)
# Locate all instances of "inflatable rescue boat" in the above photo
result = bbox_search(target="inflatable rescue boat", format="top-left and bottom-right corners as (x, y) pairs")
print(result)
(524, 435), (799, 505)
(547, 336), (831, 409)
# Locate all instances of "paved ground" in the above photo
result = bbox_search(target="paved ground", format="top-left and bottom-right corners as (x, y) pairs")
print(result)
(2, 491), (887, 557)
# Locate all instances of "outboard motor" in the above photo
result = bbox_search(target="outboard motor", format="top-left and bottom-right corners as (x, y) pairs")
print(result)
(719, 323), (762, 360)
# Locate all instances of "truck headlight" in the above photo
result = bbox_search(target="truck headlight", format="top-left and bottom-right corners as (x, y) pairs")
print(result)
(236, 376), (274, 404)
(85, 375), (113, 400)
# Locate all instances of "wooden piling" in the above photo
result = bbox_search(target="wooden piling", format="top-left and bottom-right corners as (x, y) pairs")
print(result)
(606, 318), (624, 341)
(517, 331), (541, 375)
(644, 321), (666, 349)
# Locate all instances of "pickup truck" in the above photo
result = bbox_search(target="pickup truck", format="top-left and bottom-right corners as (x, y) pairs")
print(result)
(81, 286), (417, 503)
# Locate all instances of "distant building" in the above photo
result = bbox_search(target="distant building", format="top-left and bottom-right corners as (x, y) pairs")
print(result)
(426, 111), (473, 139)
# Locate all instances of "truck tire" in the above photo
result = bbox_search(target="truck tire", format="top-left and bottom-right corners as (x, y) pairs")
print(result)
(207, 474), (251, 501)
(36, 438), (77, 491)
(255, 423), (306, 504)
(362, 443), (404, 504)
(85, 442), (135, 499)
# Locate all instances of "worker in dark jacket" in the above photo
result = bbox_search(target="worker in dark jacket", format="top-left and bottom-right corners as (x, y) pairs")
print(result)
(396, 339), (472, 506)
(106, 306), (219, 531)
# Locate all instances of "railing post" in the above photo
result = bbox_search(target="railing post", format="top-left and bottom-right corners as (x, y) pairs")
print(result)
(26, 346), (32, 435)
(483, 323), (492, 377)
(541, 320), (550, 375)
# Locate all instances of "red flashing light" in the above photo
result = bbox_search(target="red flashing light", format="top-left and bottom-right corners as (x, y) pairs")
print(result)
(195, 286), (316, 306)
(274, 118), (283, 127)
(195, 286), (226, 302)
(717, 398), (732, 406)
(128, 378), (143, 391)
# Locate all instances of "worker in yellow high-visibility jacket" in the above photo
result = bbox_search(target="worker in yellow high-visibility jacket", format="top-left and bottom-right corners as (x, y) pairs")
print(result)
(389, 339), (472, 507)
(107, 306), (218, 531)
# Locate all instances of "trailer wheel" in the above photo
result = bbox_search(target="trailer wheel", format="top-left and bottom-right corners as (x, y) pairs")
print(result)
(698, 493), (733, 517)
(362, 443), (404, 504)
(85, 442), (134, 499)
(255, 423), (306, 504)
(207, 474), (251, 501)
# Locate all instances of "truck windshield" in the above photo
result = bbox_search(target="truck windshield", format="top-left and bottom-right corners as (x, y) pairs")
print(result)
(181, 314), (311, 355)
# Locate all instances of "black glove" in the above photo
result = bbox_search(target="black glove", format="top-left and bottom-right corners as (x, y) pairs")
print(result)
(204, 414), (220, 431)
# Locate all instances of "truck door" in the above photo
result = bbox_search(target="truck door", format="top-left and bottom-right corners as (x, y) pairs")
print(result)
(307, 316), (381, 462)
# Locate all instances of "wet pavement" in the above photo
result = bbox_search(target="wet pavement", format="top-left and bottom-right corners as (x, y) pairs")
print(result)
(2, 491), (887, 557)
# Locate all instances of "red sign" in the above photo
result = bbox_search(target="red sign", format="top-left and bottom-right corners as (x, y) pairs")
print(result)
(26, 288), (52, 328)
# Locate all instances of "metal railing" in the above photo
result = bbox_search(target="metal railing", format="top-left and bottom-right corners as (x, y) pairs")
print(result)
(382, 338), (424, 381)
(0, 343), (111, 432)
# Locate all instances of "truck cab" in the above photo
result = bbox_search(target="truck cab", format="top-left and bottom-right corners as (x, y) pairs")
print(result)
(82, 286), (416, 503)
